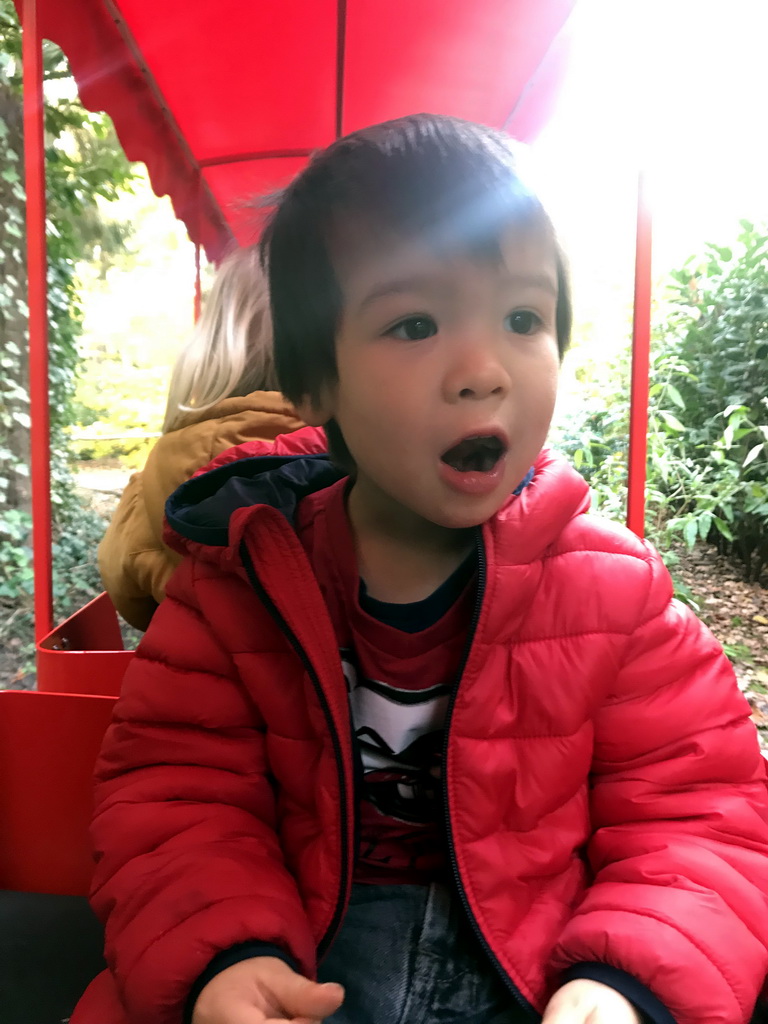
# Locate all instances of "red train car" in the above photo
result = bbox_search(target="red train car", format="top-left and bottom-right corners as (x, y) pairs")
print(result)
(1, 3), (654, 1020)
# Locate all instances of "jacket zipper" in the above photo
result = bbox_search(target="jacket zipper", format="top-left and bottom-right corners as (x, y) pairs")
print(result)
(443, 530), (540, 1021)
(240, 541), (351, 958)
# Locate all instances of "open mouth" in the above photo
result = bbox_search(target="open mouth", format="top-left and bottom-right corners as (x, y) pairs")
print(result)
(440, 435), (507, 474)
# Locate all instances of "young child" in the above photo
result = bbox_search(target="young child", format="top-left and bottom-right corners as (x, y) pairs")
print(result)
(98, 248), (304, 630)
(73, 115), (768, 1024)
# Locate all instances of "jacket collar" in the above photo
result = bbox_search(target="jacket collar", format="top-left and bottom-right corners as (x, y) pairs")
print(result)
(164, 447), (590, 570)
(166, 453), (343, 549)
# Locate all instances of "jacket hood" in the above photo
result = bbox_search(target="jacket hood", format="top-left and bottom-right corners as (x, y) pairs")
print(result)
(166, 453), (344, 553)
(169, 391), (300, 431)
(164, 444), (591, 570)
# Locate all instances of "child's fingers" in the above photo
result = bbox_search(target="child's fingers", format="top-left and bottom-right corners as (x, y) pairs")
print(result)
(541, 1005), (580, 1023)
(192, 958), (344, 1024)
(277, 975), (345, 1021)
(541, 1005), (600, 1024)
(202, 1011), (330, 1024)
(255, 1018), (324, 1024)
(541, 985), (579, 1023)
(542, 980), (640, 1024)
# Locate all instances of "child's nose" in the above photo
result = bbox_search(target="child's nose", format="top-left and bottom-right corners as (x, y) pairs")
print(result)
(442, 344), (509, 403)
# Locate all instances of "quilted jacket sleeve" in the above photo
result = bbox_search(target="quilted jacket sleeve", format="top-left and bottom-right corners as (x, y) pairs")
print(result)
(97, 472), (168, 630)
(551, 546), (768, 1024)
(89, 561), (316, 1024)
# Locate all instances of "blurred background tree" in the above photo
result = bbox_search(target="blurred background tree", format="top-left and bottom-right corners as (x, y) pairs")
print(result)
(557, 223), (768, 586)
(0, 0), (135, 650)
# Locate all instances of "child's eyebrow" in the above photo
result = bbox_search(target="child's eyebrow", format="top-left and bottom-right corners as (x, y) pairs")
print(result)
(504, 273), (558, 296)
(357, 276), (440, 312)
(358, 271), (557, 312)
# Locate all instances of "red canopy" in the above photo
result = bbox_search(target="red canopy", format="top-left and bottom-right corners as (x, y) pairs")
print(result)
(15, 0), (653, 655)
(16, 0), (576, 260)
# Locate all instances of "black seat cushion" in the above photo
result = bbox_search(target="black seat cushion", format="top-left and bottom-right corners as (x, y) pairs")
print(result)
(0, 891), (105, 1024)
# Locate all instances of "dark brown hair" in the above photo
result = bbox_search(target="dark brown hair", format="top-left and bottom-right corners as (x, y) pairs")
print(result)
(260, 114), (571, 463)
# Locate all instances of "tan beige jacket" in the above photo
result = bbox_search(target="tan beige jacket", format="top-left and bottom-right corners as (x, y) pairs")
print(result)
(98, 392), (303, 630)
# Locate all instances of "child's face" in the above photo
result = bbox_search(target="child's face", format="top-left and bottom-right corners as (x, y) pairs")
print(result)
(302, 220), (561, 532)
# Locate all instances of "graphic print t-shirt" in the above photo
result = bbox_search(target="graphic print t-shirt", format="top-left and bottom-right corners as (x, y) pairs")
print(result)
(296, 479), (475, 884)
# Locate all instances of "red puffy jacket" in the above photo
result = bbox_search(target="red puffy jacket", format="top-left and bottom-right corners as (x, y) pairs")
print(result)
(74, 435), (768, 1024)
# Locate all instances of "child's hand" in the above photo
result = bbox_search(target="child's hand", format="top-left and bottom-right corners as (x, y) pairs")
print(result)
(542, 979), (642, 1024)
(192, 955), (345, 1024)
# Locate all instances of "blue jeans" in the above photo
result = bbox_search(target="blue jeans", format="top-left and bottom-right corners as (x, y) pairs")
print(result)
(318, 883), (531, 1024)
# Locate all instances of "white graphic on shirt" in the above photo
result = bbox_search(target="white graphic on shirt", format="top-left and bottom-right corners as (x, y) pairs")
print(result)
(341, 649), (449, 823)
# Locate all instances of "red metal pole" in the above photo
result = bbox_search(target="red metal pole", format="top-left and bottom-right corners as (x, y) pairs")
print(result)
(626, 171), (652, 539)
(22, 0), (54, 642)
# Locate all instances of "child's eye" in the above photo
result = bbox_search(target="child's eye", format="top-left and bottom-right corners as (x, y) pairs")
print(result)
(504, 310), (542, 335)
(387, 316), (438, 341)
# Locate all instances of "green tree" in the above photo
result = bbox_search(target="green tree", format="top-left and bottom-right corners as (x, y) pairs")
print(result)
(0, 0), (135, 664)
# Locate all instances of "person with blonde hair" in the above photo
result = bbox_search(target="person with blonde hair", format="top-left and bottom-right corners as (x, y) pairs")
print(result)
(98, 246), (304, 630)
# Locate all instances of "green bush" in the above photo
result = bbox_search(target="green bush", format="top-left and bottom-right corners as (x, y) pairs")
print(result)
(0, 495), (108, 673)
(557, 222), (768, 584)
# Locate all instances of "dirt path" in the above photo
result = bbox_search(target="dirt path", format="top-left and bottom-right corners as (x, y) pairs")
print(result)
(672, 543), (768, 749)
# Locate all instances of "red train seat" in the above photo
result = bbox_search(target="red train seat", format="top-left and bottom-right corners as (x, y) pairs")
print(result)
(0, 689), (116, 896)
(37, 591), (134, 697)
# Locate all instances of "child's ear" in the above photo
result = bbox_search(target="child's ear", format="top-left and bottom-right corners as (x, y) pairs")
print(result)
(295, 389), (335, 428)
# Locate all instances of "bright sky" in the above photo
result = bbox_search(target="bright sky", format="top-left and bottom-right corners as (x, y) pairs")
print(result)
(532, 0), (768, 366)
(536, 0), (768, 255)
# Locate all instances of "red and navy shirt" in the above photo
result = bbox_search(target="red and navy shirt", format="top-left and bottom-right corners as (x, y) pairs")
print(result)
(296, 479), (476, 884)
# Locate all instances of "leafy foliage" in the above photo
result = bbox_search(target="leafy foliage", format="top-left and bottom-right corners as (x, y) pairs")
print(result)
(558, 222), (768, 584)
(0, 501), (108, 675)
